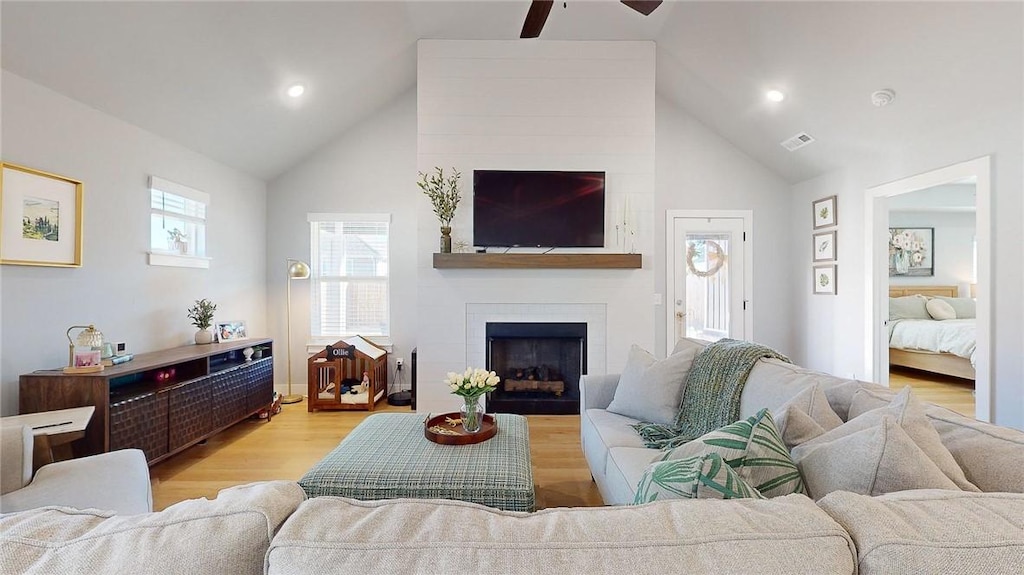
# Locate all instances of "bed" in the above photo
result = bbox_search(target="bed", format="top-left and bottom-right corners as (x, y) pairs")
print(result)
(888, 285), (976, 381)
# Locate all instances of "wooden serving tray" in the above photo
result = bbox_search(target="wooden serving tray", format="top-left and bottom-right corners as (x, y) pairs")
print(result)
(424, 412), (497, 445)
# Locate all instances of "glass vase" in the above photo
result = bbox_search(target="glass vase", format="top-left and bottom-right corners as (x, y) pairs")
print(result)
(461, 396), (483, 433)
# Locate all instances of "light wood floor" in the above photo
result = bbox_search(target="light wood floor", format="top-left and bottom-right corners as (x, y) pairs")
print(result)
(890, 366), (975, 416)
(151, 374), (975, 511)
(149, 402), (603, 511)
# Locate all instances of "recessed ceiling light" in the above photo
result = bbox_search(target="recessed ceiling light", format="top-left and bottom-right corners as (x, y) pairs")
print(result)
(765, 89), (785, 103)
(287, 84), (305, 98)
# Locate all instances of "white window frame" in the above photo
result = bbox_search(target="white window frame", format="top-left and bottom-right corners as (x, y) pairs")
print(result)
(148, 176), (211, 268)
(307, 212), (392, 347)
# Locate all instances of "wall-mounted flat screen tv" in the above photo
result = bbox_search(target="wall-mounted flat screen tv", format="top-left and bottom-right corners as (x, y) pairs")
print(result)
(473, 170), (605, 248)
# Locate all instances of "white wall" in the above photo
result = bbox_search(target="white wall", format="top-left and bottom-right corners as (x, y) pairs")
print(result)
(791, 133), (1023, 429)
(416, 40), (656, 415)
(265, 91), (417, 398)
(654, 96), (794, 357)
(0, 71), (267, 415)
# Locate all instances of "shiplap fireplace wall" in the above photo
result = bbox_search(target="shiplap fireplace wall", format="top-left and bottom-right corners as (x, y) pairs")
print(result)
(414, 40), (656, 415)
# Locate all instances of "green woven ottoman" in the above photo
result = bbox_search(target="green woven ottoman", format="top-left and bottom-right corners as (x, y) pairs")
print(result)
(299, 412), (535, 512)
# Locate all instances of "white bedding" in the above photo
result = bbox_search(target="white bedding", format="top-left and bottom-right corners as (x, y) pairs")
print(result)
(889, 318), (976, 366)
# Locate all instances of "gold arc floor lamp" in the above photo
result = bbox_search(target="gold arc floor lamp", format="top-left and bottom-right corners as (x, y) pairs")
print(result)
(282, 258), (310, 404)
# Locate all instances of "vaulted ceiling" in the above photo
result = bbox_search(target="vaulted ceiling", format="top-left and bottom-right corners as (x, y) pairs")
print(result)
(3, 1), (1020, 183)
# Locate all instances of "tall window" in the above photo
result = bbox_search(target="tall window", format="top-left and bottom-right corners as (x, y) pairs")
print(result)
(149, 176), (209, 268)
(308, 213), (390, 338)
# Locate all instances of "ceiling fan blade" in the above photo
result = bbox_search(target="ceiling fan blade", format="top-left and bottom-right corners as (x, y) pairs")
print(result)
(521, 0), (554, 38)
(621, 1), (662, 16)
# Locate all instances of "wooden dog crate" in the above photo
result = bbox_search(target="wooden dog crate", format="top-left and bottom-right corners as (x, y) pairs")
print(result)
(307, 336), (387, 412)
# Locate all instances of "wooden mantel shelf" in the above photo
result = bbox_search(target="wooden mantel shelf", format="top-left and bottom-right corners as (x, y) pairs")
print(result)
(432, 253), (642, 269)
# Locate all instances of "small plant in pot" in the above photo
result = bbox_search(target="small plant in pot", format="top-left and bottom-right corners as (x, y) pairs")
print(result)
(187, 298), (217, 344)
(252, 345), (269, 360)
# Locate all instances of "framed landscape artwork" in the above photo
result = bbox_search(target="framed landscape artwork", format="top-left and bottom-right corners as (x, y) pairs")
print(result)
(813, 264), (837, 295)
(812, 195), (837, 229)
(0, 162), (83, 267)
(889, 227), (934, 276)
(812, 230), (836, 262)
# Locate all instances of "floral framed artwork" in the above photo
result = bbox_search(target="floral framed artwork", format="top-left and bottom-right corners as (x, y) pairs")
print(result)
(889, 227), (934, 276)
(0, 162), (83, 267)
(813, 264), (837, 295)
(812, 195), (837, 229)
(812, 230), (837, 263)
(215, 320), (248, 342)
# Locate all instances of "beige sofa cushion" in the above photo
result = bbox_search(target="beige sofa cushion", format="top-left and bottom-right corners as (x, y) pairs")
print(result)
(793, 416), (959, 499)
(924, 406), (1024, 493)
(845, 387), (978, 491)
(0, 425), (33, 495)
(268, 495), (856, 574)
(0, 481), (305, 575)
(740, 359), (852, 419)
(849, 384), (1024, 492)
(607, 343), (698, 425)
(822, 380), (891, 421)
(818, 489), (1024, 574)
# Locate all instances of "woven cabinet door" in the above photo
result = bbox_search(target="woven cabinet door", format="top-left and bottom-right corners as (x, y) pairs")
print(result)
(168, 378), (214, 452)
(245, 358), (274, 413)
(210, 369), (248, 429)
(109, 391), (169, 463)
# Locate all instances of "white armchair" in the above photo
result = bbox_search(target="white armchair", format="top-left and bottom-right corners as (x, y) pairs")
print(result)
(0, 425), (153, 515)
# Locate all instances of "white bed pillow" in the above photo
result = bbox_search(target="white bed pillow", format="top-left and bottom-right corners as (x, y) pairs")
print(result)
(925, 298), (957, 320)
(934, 296), (976, 318)
(606, 344), (697, 425)
(889, 295), (930, 320)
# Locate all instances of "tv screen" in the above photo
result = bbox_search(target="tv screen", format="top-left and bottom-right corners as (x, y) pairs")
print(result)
(473, 170), (605, 248)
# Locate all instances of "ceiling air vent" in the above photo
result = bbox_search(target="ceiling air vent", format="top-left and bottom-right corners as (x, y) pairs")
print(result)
(780, 132), (815, 152)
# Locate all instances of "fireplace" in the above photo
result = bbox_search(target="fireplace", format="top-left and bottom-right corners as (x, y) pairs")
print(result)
(485, 322), (586, 415)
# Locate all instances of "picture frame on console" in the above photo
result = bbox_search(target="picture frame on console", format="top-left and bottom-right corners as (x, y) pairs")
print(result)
(215, 320), (248, 342)
(0, 162), (84, 267)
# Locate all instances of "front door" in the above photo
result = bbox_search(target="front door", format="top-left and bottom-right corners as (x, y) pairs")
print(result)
(667, 215), (749, 353)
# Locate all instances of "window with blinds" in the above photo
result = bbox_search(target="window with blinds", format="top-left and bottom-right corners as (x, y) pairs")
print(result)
(309, 214), (390, 338)
(149, 176), (209, 267)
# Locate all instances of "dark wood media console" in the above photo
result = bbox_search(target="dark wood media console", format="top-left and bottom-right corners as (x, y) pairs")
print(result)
(19, 339), (274, 466)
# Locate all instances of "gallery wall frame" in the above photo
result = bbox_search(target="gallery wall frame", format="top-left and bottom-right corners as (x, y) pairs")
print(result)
(812, 230), (837, 263)
(0, 162), (84, 267)
(813, 264), (837, 295)
(812, 195), (837, 229)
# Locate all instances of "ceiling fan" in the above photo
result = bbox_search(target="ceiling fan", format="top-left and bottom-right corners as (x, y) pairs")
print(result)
(521, 1), (663, 39)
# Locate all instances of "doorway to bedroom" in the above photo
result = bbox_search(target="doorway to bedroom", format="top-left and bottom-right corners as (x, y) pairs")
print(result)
(867, 157), (990, 421)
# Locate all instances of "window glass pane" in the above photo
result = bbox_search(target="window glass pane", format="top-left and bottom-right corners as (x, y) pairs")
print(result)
(151, 189), (207, 219)
(150, 214), (206, 257)
(310, 219), (390, 337)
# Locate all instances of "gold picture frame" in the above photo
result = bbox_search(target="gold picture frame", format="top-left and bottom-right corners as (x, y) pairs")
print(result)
(1, 162), (83, 267)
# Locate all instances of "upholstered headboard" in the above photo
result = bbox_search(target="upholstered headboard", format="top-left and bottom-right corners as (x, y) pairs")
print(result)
(888, 285), (958, 298)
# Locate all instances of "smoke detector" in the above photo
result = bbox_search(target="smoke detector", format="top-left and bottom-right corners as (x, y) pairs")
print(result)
(780, 132), (815, 152)
(871, 89), (896, 107)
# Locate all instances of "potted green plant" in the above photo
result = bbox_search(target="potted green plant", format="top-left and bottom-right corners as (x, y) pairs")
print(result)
(417, 167), (461, 253)
(252, 345), (269, 360)
(187, 298), (217, 344)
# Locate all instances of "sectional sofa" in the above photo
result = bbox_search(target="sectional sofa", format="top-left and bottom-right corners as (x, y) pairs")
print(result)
(3, 343), (1024, 574)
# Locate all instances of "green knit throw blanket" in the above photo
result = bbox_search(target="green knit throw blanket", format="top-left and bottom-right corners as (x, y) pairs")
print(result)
(632, 339), (790, 449)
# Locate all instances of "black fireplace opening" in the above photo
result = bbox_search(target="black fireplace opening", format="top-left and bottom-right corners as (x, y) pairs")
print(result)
(486, 322), (586, 415)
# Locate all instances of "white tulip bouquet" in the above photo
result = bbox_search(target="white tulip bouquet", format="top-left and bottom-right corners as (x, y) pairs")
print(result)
(447, 367), (500, 400)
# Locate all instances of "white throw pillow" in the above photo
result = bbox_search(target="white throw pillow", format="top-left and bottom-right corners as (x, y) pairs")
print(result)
(925, 298), (957, 320)
(606, 344), (698, 425)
